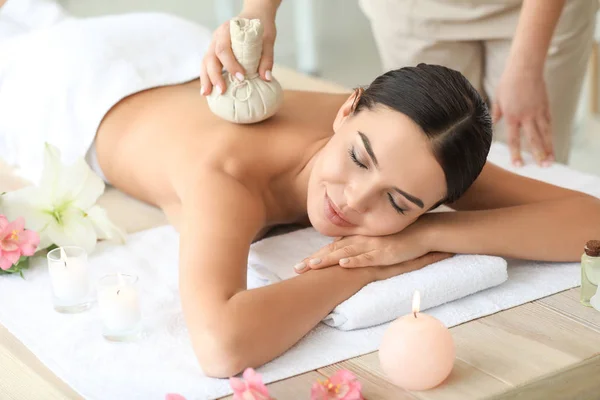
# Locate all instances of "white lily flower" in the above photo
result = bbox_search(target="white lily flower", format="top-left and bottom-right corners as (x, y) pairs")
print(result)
(1, 143), (126, 253)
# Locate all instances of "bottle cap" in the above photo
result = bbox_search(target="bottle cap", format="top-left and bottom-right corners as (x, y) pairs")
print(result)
(584, 240), (600, 257)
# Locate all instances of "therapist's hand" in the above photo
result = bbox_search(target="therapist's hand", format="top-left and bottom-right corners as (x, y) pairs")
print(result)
(294, 219), (439, 273)
(200, 13), (276, 96)
(492, 64), (554, 167)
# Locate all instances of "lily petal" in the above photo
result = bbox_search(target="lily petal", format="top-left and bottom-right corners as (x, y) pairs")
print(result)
(86, 205), (126, 243)
(1, 188), (51, 233)
(62, 158), (105, 210)
(45, 208), (97, 253)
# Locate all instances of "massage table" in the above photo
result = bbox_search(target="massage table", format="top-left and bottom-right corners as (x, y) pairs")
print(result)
(1, 66), (599, 400)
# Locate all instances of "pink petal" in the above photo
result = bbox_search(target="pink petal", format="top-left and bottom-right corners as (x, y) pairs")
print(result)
(341, 383), (363, 400)
(310, 382), (329, 400)
(0, 257), (13, 270)
(242, 368), (260, 382)
(330, 370), (357, 386)
(0, 239), (19, 252)
(17, 230), (39, 256)
(4, 217), (25, 235)
(229, 376), (247, 392)
(0, 215), (8, 232)
(0, 250), (20, 270)
(0, 249), (21, 269)
(165, 394), (187, 400)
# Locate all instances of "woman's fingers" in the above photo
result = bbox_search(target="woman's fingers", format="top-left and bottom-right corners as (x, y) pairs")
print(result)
(298, 242), (367, 272)
(373, 252), (453, 281)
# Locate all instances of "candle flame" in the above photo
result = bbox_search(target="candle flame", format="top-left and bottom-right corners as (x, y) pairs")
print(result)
(412, 290), (420, 316)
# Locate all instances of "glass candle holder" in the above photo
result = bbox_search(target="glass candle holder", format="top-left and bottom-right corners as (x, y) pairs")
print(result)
(97, 273), (142, 342)
(47, 246), (93, 313)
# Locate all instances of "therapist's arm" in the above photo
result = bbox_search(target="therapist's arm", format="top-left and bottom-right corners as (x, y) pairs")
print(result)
(509, 0), (566, 74)
(492, 0), (566, 167)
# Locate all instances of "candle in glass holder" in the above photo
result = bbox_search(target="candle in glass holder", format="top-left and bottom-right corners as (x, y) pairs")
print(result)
(47, 246), (92, 313)
(379, 291), (455, 391)
(97, 273), (142, 342)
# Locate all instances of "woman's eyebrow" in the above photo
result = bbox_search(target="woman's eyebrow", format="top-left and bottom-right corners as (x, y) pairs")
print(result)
(357, 131), (424, 209)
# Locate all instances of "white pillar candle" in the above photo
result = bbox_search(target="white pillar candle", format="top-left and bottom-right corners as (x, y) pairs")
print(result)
(98, 273), (141, 334)
(47, 247), (91, 303)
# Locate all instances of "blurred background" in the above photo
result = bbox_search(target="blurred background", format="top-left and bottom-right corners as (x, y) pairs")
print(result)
(60, 0), (599, 175)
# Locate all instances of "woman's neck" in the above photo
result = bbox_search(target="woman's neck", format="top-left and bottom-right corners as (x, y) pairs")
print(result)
(267, 136), (329, 224)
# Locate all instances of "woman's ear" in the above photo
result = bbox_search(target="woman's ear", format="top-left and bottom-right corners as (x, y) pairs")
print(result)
(333, 88), (364, 132)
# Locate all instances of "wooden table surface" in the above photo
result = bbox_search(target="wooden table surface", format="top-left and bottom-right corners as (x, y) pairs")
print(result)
(2, 67), (599, 400)
(2, 288), (600, 400)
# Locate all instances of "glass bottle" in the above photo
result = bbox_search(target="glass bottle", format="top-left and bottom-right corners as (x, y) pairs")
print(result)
(580, 240), (600, 307)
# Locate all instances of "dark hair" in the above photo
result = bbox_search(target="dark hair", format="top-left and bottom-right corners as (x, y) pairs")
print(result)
(353, 63), (492, 207)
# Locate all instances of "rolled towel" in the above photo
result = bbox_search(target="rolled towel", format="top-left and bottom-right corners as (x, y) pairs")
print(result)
(248, 227), (508, 330)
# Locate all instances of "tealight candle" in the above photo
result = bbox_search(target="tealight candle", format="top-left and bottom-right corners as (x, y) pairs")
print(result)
(97, 273), (142, 341)
(379, 291), (455, 391)
(47, 246), (92, 313)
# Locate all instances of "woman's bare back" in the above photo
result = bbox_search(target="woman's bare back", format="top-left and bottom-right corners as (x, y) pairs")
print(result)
(96, 79), (347, 229)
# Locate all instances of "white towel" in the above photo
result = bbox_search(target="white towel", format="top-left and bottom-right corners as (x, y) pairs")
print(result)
(249, 228), (508, 330)
(0, 2), (210, 185)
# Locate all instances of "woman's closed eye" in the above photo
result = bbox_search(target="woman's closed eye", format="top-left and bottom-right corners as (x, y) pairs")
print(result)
(387, 193), (407, 215)
(348, 147), (368, 169)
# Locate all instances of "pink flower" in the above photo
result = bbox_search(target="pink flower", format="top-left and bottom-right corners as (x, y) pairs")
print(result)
(165, 394), (187, 400)
(0, 215), (40, 270)
(229, 368), (272, 400)
(310, 370), (363, 400)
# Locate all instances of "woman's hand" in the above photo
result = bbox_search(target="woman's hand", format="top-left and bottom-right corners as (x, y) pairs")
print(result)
(492, 63), (554, 167)
(294, 219), (434, 273)
(200, 12), (277, 96)
(363, 252), (454, 282)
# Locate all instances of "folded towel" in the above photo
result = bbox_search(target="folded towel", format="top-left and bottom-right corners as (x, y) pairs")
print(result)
(248, 228), (508, 330)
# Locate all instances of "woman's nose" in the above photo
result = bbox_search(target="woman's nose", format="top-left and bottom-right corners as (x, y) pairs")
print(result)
(344, 184), (371, 214)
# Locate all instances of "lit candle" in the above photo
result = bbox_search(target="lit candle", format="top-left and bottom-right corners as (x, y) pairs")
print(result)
(98, 273), (142, 341)
(47, 246), (92, 312)
(378, 290), (455, 391)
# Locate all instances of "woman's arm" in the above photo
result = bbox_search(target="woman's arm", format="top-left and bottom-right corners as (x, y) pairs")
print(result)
(179, 172), (394, 378)
(300, 163), (599, 271)
(432, 162), (600, 261)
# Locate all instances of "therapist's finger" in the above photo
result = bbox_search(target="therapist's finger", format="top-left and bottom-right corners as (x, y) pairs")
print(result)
(523, 119), (545, 166)
(199, 61), (211, 96)
(491, 102), (502, 124)
(536, 116), (554, 166)
(507, 121), (523, 167)
(214, 34), (246, 82)
(258, 36), (275, 81)
(206, 51), (225, 96)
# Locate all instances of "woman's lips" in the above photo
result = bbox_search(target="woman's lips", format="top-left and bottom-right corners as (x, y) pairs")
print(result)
(324, 192), (355, 228)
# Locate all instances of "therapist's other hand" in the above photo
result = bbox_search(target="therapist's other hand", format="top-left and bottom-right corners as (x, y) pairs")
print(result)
(294, 221), (435, 273)
(492, 65), (554, 168)
(200, 14), (276, 96)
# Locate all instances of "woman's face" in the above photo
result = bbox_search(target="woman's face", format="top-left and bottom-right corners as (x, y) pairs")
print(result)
(307, 93), (447, 237)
